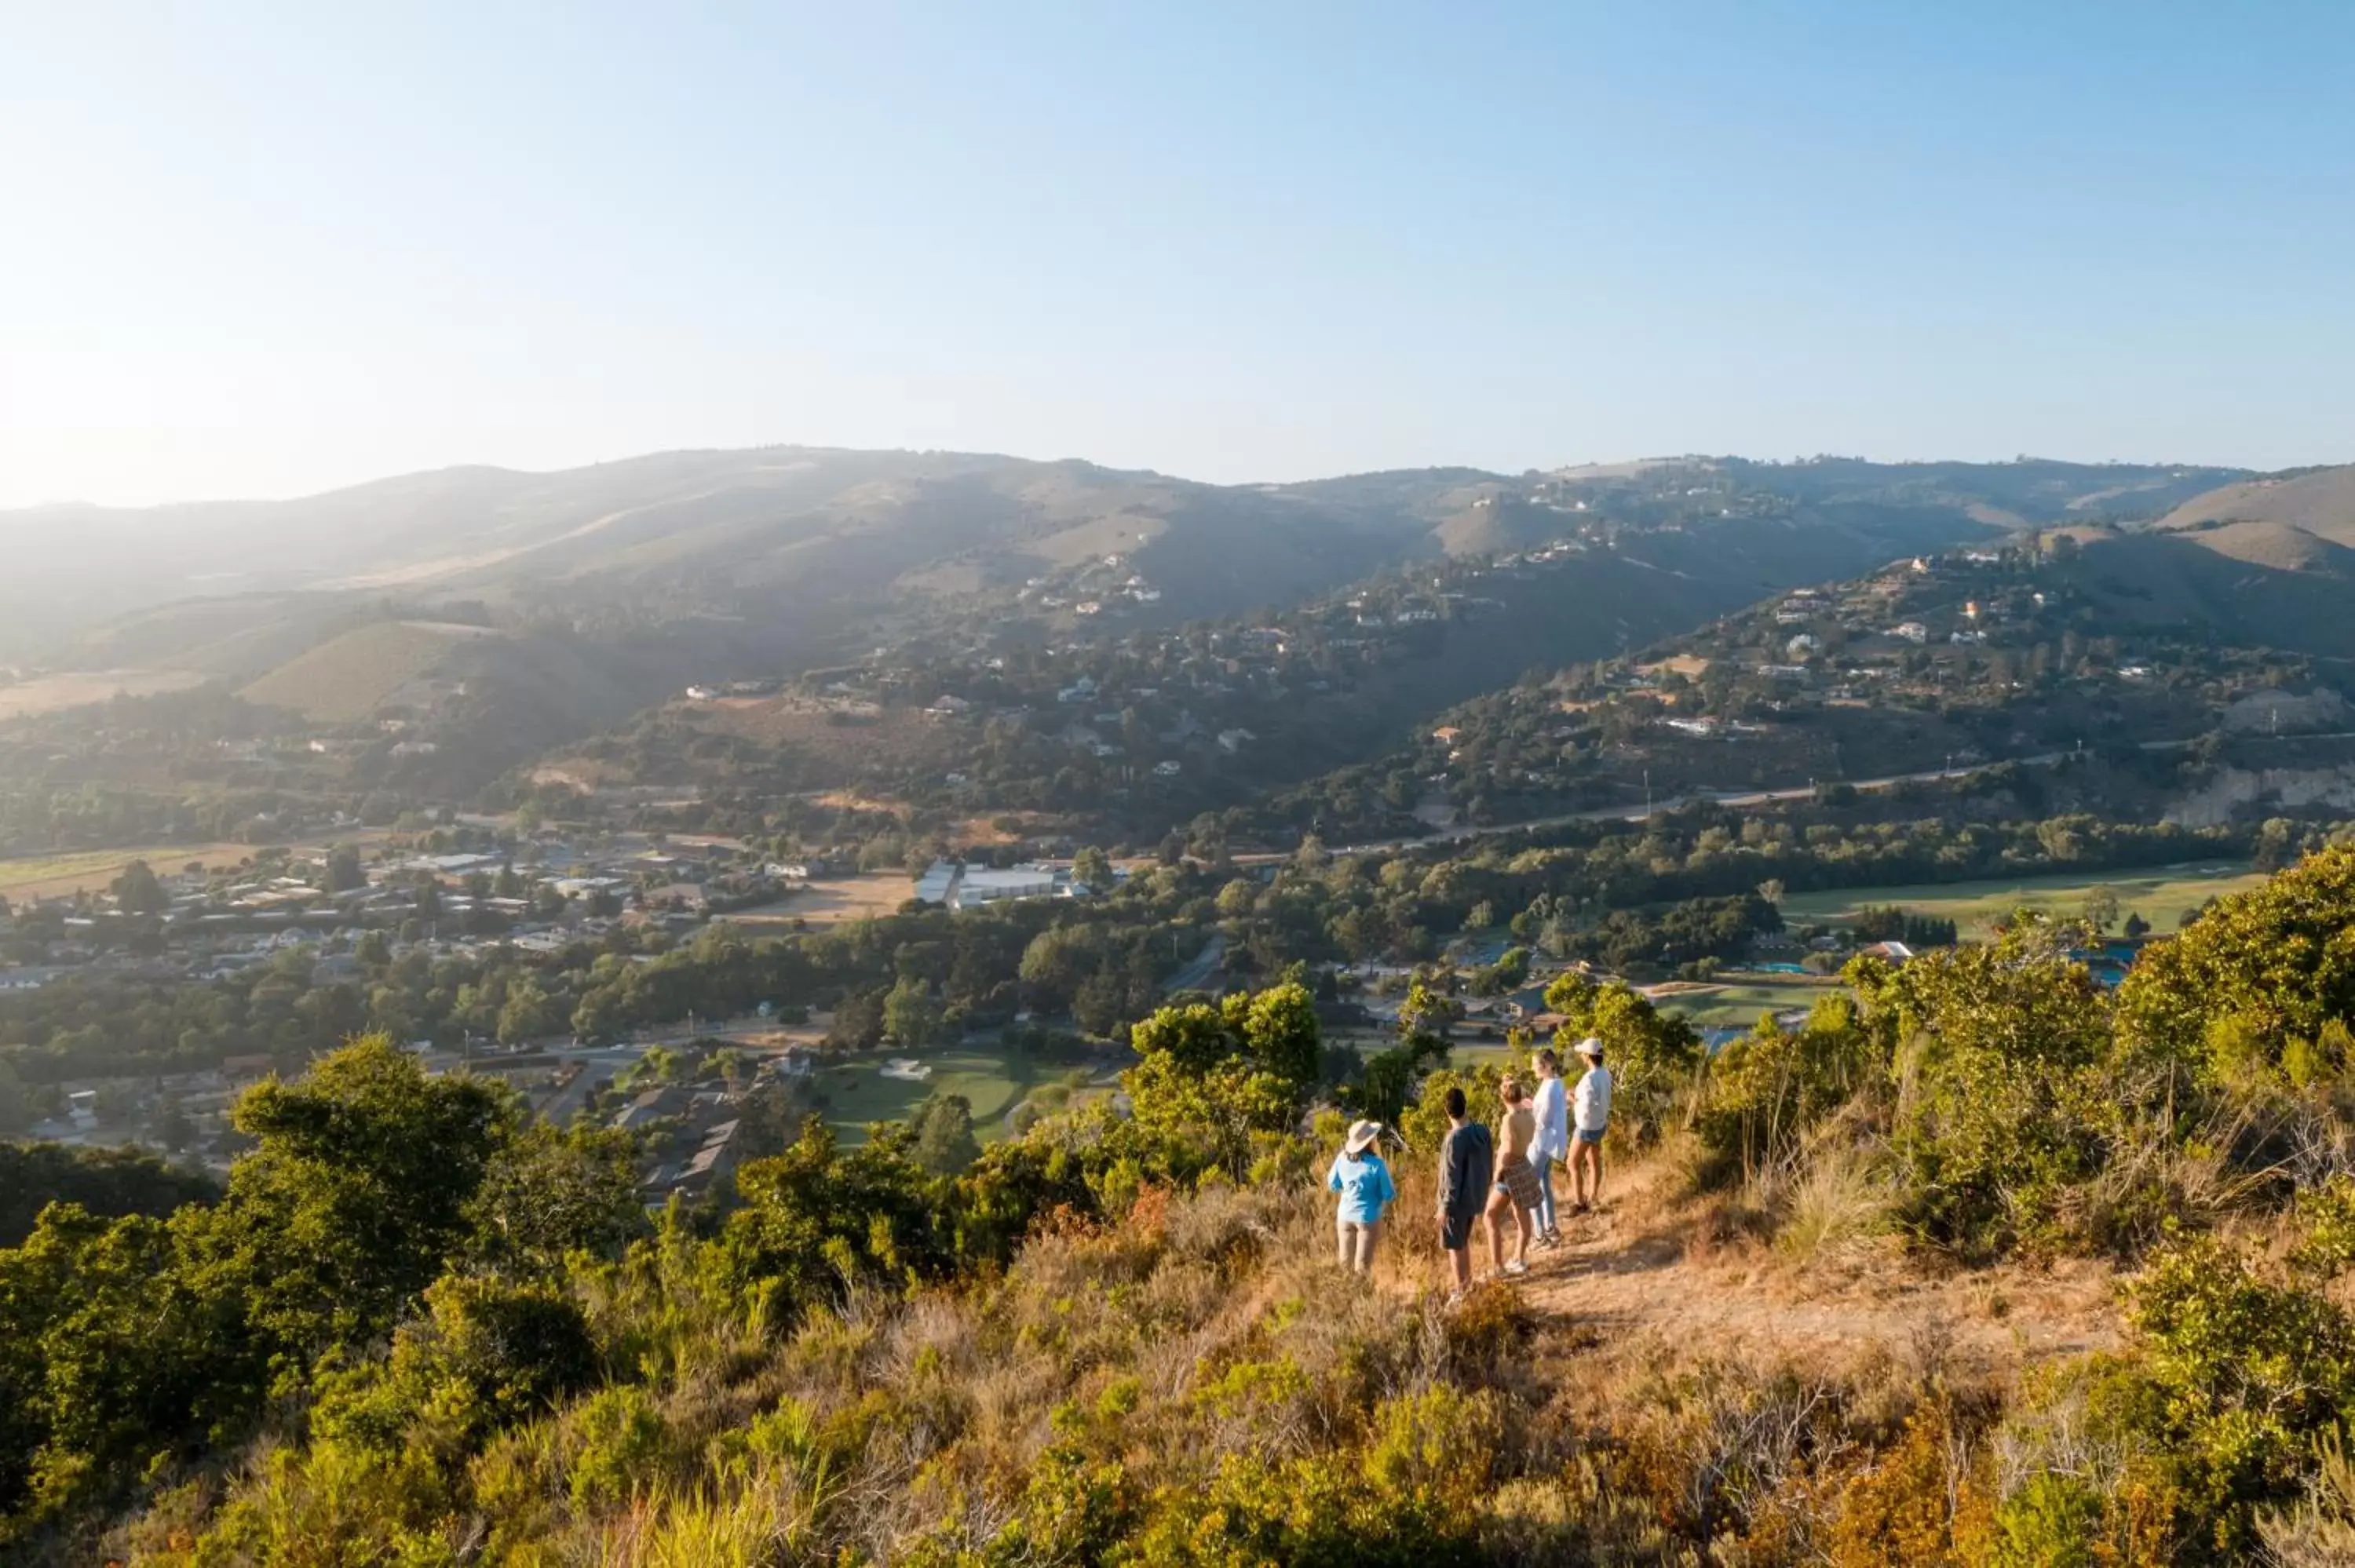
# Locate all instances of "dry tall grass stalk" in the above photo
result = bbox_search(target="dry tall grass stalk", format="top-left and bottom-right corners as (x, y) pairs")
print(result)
(1769, 1140), (1895, 1269)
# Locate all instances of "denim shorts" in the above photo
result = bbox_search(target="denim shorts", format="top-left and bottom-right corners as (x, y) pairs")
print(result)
(1574, 1126), (1607, 1145)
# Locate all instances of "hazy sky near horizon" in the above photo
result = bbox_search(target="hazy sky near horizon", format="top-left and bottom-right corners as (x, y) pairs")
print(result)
(4, 2), (2352, 508)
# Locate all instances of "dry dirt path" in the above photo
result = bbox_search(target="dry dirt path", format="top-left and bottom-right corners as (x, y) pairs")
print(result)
(1492, 1157), (2123, 1384)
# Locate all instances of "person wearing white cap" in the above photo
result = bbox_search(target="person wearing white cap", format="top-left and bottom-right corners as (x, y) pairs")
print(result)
(1326, 1118), (1397, 1272)
(1569, 1035), (1612, 1213)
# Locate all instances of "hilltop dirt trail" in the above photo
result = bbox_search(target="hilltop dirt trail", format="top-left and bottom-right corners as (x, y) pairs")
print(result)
(1474, 1156), (2124, 1384)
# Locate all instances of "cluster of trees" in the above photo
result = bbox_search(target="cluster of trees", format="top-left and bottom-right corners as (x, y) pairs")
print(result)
(1201, 808), (2251, 987)
(1849, 904), (1961, 947)
(1552, 891), (1781, 973)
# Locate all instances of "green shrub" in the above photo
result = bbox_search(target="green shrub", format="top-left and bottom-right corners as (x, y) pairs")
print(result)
(312, 1274), (598, 1458)
(2126, 1234), (2355, 1541)
(1988, 1471), (2105, 1568)
(1696, 994), (1881, 1185)
(568, 1384), (669, 1508)
(2292, 1176), (2355, 1280)
(1847, 922), (2127, 1258)
(2117, 844), (2355, 1081)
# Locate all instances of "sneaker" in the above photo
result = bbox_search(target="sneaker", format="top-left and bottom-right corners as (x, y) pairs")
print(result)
(1536, 1231), (1562, 1249)
(1444, 1288), (1467, 1307)
(1504, 1259), (1529, 1278)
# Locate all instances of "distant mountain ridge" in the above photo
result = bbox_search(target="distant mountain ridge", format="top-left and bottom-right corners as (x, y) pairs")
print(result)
(0, 447), (2282, 776)
(0, 448), (2259, 643)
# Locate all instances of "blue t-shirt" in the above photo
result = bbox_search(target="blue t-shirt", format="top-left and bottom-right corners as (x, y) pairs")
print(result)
(1327, 1150), (1397, 1224)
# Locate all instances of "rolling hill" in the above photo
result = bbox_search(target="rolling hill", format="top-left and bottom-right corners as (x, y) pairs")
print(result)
(0, 449), (2271, 779)
(0, 449), (1451, 658)
(1, 450), (2255, 659)
(2152, 464), (2355, 544)
(236, 620), (506, 723)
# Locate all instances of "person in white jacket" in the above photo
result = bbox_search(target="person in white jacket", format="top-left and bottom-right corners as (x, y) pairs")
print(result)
(1527, 1048), (1570, 1245)
(1571, 1035), (1613, 1212)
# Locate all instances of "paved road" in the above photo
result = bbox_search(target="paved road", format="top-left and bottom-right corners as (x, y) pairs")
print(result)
(1163, 934), (1225, 994)
(531, 1047), (646, 1125)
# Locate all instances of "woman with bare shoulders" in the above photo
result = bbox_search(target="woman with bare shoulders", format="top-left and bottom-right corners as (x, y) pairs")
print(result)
(1484, 1075), (1542, 1278)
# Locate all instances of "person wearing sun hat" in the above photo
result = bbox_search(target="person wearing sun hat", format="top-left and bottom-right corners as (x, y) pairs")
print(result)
(1326, 1118), (1397, 1272)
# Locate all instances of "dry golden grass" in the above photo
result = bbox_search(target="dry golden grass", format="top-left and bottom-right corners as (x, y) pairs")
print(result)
(712, 873), (916, 930)
(0, 668), (206, 719)
(0, 843), (250, 899)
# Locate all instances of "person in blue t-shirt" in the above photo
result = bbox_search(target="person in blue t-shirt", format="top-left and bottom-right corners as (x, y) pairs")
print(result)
(1326, 1118), (1397, 1272)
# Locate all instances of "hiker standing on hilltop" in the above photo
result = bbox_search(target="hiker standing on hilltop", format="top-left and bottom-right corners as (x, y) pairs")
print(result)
(1434, 1085), (1492, 1304)
(1484, 1076), (1542, 1278)
(1528, 1048), (1569, 1247)
(1327, 1119), (1397, 1274)
(1570, 1035), (1612, 1214)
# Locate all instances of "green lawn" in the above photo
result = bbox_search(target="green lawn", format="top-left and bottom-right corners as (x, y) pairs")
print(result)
(1777, 861), (2263, 935)
(1656, 977), (1845, 1028)
(814, 1048), (1097, 1144)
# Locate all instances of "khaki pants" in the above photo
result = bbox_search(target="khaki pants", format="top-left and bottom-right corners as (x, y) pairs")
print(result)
(1336, 1216), (1381, 1272)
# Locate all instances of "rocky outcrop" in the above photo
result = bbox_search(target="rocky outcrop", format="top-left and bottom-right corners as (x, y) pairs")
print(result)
(2167, 764), (2355, 827)
(2222, 687), (2347, 735)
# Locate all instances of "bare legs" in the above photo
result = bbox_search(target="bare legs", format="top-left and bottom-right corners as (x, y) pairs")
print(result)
(1335, 1217), (1379, 1272)
(1483, 1187), (1532, 1274)
(1443, 1221), (1473, 1294)
(1571, 1137), (1605, 1211)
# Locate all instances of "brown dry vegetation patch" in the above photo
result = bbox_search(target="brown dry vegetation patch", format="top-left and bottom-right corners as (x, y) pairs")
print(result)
(0, 668), (206, 720)
(688, 698), (966, 783)
(0, 843), (253, 899)
(714, 873), (918, 929)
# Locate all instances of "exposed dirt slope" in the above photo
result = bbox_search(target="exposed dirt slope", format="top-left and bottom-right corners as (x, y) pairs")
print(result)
(1437, 1154), (2122, 1384)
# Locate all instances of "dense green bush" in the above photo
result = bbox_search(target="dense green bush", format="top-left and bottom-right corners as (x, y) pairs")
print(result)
(1846, 921), (2127, 1256)
(2119, 843), (2355, 1081)
(1696, 993), (1882, 1184)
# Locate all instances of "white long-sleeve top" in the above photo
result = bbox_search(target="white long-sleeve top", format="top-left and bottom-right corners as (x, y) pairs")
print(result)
(1530, 1074), (1569, 1161)
(1573, 1065), (1613, 1132)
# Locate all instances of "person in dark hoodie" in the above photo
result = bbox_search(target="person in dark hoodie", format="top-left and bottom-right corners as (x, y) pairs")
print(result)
(1434, 1085), (1493, 1304)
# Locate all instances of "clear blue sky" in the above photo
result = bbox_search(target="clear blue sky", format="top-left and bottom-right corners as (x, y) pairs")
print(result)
(4, 2), (2351, 506)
